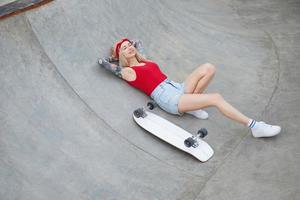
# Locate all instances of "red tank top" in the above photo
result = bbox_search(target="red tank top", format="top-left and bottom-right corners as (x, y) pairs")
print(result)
(125, 61), (167, 96)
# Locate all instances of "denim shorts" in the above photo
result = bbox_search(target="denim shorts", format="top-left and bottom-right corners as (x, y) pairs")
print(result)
(150, 79), (185, 116)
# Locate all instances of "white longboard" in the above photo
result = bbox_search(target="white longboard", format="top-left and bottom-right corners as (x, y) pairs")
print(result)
(133, 104), (214, 162)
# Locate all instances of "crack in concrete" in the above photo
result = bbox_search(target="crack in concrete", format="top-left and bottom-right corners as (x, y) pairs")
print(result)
(261, 31), (281, 119)
(192, 1), (282, 199)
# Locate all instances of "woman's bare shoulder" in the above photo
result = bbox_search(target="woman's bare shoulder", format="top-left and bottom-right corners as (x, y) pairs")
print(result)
(121, 67), (136, 81)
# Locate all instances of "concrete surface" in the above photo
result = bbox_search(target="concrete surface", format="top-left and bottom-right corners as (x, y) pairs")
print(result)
(0, 0), (299, 199)
(0, 0), (14, 7)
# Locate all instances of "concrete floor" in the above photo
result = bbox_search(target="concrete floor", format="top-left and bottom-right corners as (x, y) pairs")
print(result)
(0, 0), (299, 199)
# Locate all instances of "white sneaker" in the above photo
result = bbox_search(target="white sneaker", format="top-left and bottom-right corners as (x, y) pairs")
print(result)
(186, 109), (209, 119)
(251, 121), (281, 138)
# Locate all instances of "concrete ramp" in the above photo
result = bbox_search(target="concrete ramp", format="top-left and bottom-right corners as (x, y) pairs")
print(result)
(1, 0), (299, 199)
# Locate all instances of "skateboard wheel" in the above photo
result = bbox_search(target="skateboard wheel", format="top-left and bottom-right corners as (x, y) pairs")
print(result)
(147, 101), (157, 110)
(184, 137), (195, 148)
(197, 128), (208, 138)
(133, 108), (144, 118)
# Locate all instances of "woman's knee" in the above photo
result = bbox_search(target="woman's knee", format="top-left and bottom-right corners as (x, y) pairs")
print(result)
(211, 93), (224, 105)
(206, 63), (216, 75)
(198, 63), (216, 76)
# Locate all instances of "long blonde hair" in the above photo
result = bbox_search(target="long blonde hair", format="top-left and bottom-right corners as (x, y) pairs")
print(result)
(110, 46), (148, 68)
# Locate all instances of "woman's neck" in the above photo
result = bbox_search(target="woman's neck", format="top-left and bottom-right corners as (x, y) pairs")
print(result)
(128, 57), (140, 67)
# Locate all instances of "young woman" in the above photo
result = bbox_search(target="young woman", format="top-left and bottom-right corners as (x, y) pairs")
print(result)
(99, 38), (281, 138)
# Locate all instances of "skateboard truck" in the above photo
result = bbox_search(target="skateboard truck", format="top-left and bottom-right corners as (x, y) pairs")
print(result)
(133, 101), (157, 118)
(184, 128), (208, 148)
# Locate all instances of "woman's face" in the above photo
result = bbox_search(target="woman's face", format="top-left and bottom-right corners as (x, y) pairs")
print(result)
(120, 41), (136, 59)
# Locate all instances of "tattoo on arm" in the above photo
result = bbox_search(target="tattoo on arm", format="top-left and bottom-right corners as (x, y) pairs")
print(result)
(99, 57), (122, 78)
(130, 39), (147, 59)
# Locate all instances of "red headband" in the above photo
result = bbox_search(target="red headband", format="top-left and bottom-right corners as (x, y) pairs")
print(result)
(114, 38), (130, 58)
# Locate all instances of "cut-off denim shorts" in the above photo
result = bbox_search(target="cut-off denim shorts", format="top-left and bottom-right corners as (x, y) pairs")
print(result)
(150, 79), (185, 116)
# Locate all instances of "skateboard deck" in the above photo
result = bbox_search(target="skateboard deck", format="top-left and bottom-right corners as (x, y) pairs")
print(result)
(133, 103), (214, 162)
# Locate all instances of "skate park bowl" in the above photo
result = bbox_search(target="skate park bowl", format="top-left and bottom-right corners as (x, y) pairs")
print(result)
(0, 0), (299, 199)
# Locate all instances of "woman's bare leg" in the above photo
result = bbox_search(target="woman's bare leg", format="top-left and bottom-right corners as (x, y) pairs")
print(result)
(181, 63), (216, 119)
(184, 63), (216, 94)
(179, 64), (281, 138)
(178, 93), (250, 125)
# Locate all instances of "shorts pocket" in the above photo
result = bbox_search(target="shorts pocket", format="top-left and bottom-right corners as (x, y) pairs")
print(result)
(151, 86), (164, 99)
(166, 80), (181, 90)
(158, 90), (173, 105)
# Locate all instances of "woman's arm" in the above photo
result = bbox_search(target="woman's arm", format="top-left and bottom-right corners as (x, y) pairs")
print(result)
(98, 57), (123, 78)
(132, 39), (154, 62)
(99, 57), (133, 81)
(130, 39), (147, 59)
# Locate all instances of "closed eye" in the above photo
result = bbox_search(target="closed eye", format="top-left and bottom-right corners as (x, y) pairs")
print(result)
(123, 42), (132, 50)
